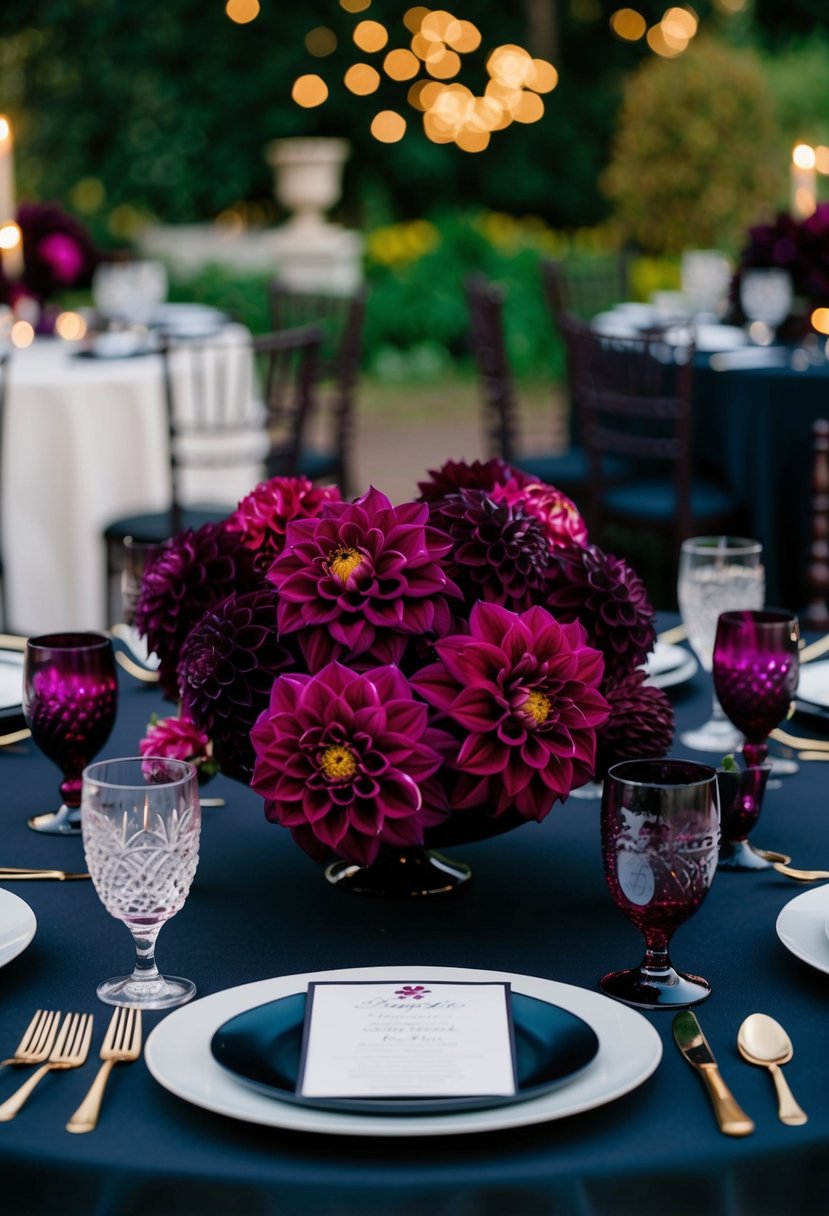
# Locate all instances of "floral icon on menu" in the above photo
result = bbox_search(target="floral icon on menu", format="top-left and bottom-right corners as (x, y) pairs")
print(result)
(395, 985), (430, 1000)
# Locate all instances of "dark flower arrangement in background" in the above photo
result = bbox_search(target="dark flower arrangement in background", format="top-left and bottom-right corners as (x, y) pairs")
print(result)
(0, 202), (98, 319)
(738, 204), (829, 308)
(136, 465), (674, 869)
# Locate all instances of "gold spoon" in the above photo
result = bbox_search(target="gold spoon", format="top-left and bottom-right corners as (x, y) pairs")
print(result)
(773, 862), (829, 882)
(737, 1014), (807, 1125)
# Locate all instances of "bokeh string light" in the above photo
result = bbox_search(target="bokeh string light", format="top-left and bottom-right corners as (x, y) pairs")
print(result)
(292, 4), (559, 152)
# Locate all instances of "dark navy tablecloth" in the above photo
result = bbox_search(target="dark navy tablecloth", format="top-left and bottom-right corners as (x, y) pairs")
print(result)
(2, 637), (829, 1216)
(693, 355), (829, 608)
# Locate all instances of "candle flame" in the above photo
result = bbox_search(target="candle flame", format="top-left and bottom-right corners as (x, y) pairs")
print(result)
(0, 221), (20, 250)
(0, 116), (10, 144)
(793, 143), (816, 170)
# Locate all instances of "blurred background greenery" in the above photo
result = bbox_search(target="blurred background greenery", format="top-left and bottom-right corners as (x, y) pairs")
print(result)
(1, 0), (828, 378)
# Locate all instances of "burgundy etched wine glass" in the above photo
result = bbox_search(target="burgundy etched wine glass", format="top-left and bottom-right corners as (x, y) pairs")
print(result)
(600, 758), (720, 1009)
(23, 632), (119, 835)
(712, 609), (800, 870)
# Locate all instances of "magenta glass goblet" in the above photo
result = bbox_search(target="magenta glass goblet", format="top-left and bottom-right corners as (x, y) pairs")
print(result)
(600, 758), (720, 1010)
(712, 610), (800, 870)
(23, 632), (119, 835)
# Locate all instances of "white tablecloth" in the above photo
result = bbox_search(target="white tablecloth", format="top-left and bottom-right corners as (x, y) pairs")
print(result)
(3, 331), (264, 634)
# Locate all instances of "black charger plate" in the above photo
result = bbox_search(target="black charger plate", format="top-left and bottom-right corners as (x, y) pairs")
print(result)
(210, 990), (599, 1116)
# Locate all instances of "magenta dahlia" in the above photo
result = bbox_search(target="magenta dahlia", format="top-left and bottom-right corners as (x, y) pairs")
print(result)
(178, 587), (296, 781)
(139, 711), (218, 783)
(545, 543), (656, 680)
(250, 661), (453, 866)
(412, 601), (610, 820)
(429, 489), (550, 610)
(416, 458), (532, 503)
(267, 486), (460, 670)
(225, 476), (341, 572)
(595, 668), (675, 777)
(134, 522), (259, 698)
(488, 481), (588, 551)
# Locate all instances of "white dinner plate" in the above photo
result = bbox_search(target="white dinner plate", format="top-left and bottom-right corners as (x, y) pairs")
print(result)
(0, 650), (23, 712)
(694, 324), (747, 353)
(643, 642), (699, 690)
(796, 661), (829, 710)
(0, 888), (37, 968)
(776, 884), (829, 976)
(145, 965), (662, 1137)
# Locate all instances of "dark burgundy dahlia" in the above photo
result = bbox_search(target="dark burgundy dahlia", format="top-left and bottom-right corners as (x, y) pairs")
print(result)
(545, 543), (656, 681)
(413, 601), (609, 820)
(268, 487), (460, 670)
(430, 488), (551, 610)
(488, 480), (588, 551)
(178, 587), (295, 781)
(134, 522), (259, 698)
(595, 668), (675, 778)
(250, 662), (452, 867)
(416, 458), (533, 503)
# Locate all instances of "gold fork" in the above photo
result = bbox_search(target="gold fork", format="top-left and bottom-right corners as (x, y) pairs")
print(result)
(0, 1012), (93, 1121)
(0, 1010), (61, 1068)
(66, 1007), (142, 1133)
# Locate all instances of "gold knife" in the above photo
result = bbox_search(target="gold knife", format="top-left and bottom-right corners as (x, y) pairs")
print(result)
(0, 868), (90, 881)
(673, 1011), (755, 1136)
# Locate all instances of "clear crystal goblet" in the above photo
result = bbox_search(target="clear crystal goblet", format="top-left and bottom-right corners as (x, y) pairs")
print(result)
(81, 756), (201, 1009)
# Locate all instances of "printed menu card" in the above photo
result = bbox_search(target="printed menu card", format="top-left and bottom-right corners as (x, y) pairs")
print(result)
(298, 980), (517, 1099)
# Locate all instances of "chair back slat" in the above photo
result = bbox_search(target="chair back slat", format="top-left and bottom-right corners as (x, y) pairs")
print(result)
(541, 254), (630, 325)
(465, 274), (520, 463)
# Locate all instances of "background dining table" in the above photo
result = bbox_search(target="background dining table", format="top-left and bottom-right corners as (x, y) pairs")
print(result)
(1, 623), (829, 1215)
(2, 328), (261, 637)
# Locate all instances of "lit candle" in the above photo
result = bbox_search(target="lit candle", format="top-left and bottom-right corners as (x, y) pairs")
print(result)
(792, 143), (817, 218)
(0, 220), (23, 279)
(0, 115), (16, 225)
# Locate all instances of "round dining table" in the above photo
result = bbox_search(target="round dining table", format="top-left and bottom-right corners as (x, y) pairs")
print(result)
(1, 624), (829, 1215)
(2, 328), (262, 637)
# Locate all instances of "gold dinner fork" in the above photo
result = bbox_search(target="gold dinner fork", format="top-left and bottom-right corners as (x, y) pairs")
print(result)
(66, 1007), (142, 1134)
(0, 1009), (61, 1068)
(0, 1012), (93, 1121)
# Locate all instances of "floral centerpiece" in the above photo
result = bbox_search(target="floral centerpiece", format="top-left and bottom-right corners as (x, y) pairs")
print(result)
(135, 461), (674, 890)
(0, 201), (98, 330)
(737, 204), (829, 325)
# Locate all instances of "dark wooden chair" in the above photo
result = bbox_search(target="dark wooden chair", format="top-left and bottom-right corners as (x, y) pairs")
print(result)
(540, 254), (631, 326)
(562, 315), (741, 567)
(268, 280), (366, 498)
(464, 274), (593, 500)
(804, 418), (829, 630)
(102, 324), (324, 623)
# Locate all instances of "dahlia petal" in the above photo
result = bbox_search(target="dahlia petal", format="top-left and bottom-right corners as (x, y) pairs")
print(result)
(457, 733), (509, 774)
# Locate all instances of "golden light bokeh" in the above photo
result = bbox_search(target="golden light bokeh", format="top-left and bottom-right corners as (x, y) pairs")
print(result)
(71, 177), (105, 213)
(354, 20), (388, 53)
(0, 116), (10, 143)
(811, 308), (829, 336)
(793, 143), (817, 171)
(0, 222), (21, 251)
(662, 6), (698, 38)
(384, 48), (420, 80)
(713, 0), (746, 10)
(412, 32), (446, 63)
(55, 311), (88, 342)
(816, 146), (829, 175)
(610, 8), (647, 40)
(340, 0), (371, 11)
(409, 79), (444, 111)
(426, 49), (462, 79)
(527, 59), (558, 93)
(291, 74), (329, 107)
(345, 63), (381, 95)
(646, 23), (683, 56)
(511, 92), (545, 124)
(10, 320), (34, 349)
(371, 110), (407, 143)
(422, 10), (462, 45)
(446, 20), (481, 53)
(225, 0), (260, 24)
(403, 6), (429, 32)
(455, 128), (490, 153)
(305, 27), (337, 57)
(488, 45), (534, 89)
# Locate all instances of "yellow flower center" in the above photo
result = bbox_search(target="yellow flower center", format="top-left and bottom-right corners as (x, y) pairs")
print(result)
(329, 545), (364, 585)
(319, 743), (358, 782)
(524, 690), (551, 725)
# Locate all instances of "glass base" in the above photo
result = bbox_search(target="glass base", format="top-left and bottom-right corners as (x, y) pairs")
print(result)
(325, 848), (471, 896)
(570, 780), (603, 800)
(718, 839), (773, 871)
(97, 973), (196, 1010)
(679, 718), (743, 754)
(600, 965), (711, 1009)
(28, 804), (81, 835)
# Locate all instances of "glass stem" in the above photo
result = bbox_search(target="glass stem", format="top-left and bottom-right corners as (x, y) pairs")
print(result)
(641, 930), (672, 976)
(128, 923), (163, 982)
(710, 690), (728, 724)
